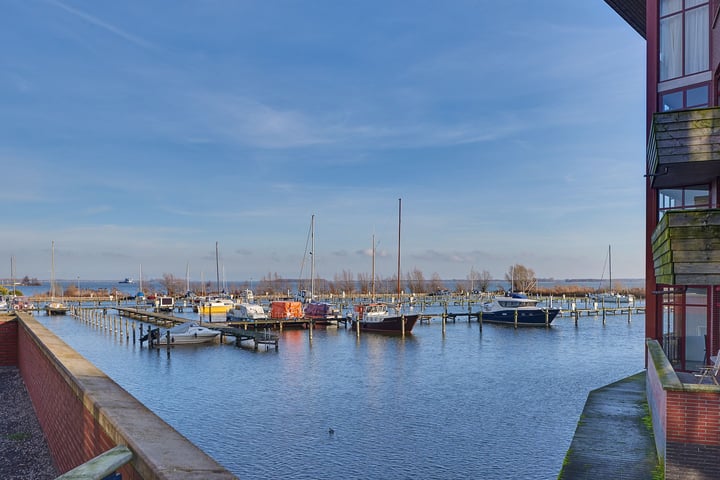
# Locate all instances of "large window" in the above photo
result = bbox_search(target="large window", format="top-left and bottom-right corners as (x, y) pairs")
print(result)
(659, 286), (710, 371)
(658, 184), (711, 219)
(660, 0), (709, 81)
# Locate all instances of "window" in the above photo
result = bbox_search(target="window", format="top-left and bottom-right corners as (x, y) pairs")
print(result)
(660, 0), (709, 81)
(661, 84), (709, 111)
(658, 184), (711, 219)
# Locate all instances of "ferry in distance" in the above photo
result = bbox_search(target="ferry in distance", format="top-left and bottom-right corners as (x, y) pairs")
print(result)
(119, 278), (134, 284)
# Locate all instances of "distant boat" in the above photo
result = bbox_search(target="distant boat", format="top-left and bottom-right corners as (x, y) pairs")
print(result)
(351, 303), (419, 333)
(298, 214), (342, 326)
(351, 198), (417, 334)
(45, 241), (68, 316)
(197, 296), (234, 316)
(226, 302), (268, 322)
(480, 293), (559, 326)
(588, 245), (634, 304)
(119, 278), (134, 284)
(142, 322), (220, 345)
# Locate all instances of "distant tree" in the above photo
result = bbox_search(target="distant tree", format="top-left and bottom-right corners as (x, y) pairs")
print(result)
(406, 268), (426, 294)
(479, 270), (492, 292)
(428, 272), (444, 293)
(356, 272), (371, 295)
(332, 270), (355, 295)
(161, 274), (185, 296)
(505, 264), (536, 293)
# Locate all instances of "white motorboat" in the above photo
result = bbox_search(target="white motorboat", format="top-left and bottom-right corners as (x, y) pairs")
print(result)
(226, 303), (268, 322)
(148, 322), (220, 345)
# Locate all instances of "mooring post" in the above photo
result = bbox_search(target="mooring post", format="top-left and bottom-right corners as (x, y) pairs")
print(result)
(401, 314), (405, 337)
(478, 310), (482, 330)
(514, 309), (518, 329)
(602, 308), (606, 325)
(468, 304), (471, 324)
(166, 330), (171, 350)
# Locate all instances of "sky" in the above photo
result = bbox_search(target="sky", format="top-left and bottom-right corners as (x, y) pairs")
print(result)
(0, 0), (646, 283)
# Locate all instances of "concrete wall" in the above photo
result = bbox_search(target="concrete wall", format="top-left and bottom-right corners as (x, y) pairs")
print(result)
(647, 339), (720, 480)
(5, 312), (236, 479)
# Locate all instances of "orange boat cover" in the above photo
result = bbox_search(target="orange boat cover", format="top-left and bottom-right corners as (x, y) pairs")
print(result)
(270, 301), (303, 319)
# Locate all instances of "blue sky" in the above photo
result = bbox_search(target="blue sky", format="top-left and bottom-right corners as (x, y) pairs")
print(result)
(1, 0), (645, 283)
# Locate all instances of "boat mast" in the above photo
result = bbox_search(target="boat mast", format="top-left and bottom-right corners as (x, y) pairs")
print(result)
(371, 234), (376, 301)
(608, 245), (612, 293)
(139, 264), (143, 295)
(397, 198), (402, 300)
(50, 241), (56, 300)
(185, 262), (190, 294)
(215, 242), (220, 295)
(310, 214), (315, 302)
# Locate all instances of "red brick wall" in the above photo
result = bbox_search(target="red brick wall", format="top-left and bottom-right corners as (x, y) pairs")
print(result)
(17, 323), (141, 478)
(0, 318), (18, 365)
(648, 341), (720, 479)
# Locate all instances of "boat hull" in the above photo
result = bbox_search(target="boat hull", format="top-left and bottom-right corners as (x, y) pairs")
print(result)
(155, 333), (219, 345)
(352, 314), (419, 333)
(481, 308), (559, 326)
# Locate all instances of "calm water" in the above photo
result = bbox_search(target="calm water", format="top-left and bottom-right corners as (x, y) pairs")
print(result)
(34, 293), (645, 480)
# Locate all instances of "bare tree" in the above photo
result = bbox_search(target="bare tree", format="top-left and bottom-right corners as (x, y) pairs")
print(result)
(356, 272), (371, 295)
(333, 270), (355, 295)
(479, 270), (492, 292)
(428, 272), (444, 293)
(504, 264), (537, 293)
(161, 273), (185, 296)
(406, 268), (426, 294)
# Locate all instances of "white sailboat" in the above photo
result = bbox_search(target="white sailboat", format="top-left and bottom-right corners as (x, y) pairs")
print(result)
(589, 245), (634, 304)
(45, 241), (69, 315)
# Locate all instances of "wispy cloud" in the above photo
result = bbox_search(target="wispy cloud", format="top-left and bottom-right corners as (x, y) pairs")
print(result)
(46, 0), (158, 51)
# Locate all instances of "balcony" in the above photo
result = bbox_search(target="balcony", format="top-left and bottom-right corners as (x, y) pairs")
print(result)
(652, 209), (720, 285)
(647, 107), (720, 189)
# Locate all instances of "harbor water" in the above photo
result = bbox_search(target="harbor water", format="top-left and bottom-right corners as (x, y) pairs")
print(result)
(31, 285), (646, 480)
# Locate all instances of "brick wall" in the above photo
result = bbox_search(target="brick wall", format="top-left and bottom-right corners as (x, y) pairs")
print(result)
(647, 340), (720, 480)
(17, 316), (142, 479)
(14, 312), (236, 479)
(0, 317), (18, 366)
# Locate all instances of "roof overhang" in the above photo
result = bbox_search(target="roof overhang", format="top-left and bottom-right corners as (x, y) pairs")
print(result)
(604, 0), (646, 39)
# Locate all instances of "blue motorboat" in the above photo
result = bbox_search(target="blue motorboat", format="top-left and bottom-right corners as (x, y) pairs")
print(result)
(480, 293), (559, 326)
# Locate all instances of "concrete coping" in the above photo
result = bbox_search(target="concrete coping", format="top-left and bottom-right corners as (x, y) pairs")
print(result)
(16, 312), (237, 480)
(646, 338), (720, 393)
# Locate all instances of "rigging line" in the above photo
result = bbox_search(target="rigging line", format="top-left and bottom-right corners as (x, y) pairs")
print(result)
(297, 220), (313, 286)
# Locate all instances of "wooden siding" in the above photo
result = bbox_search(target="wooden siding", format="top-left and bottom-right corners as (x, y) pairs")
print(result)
(652, 108), (720, 165)
(652, 209), (720, 285)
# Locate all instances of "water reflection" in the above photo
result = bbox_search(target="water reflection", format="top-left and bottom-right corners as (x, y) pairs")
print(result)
(36, 305), (645, 480)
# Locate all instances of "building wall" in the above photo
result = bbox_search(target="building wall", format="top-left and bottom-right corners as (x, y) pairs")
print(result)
(0, 316), (18, 365)
(8, 312), (237, 479)
(647, 340), (720, 480)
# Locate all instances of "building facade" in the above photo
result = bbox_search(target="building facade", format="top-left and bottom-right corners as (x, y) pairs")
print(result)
(608, 1), (720, 478)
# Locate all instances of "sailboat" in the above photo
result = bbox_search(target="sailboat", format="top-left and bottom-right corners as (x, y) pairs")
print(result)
(351, 199), (419, 334)
(299, 215), (342, 326)
(589, 245), (634, 304)
(45, 241), (69, 315)
(197, 242), (234, 317)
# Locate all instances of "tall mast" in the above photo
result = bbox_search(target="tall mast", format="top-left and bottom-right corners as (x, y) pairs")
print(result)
(310, 214), (315, 301)
(609, 245), (612, 293)
(215, 242), (220, 294)
(371, 234), (376, 301)
(50, 241), (56, 300)
(397, 198), (402, 298)
(186, 262), (190, 293)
